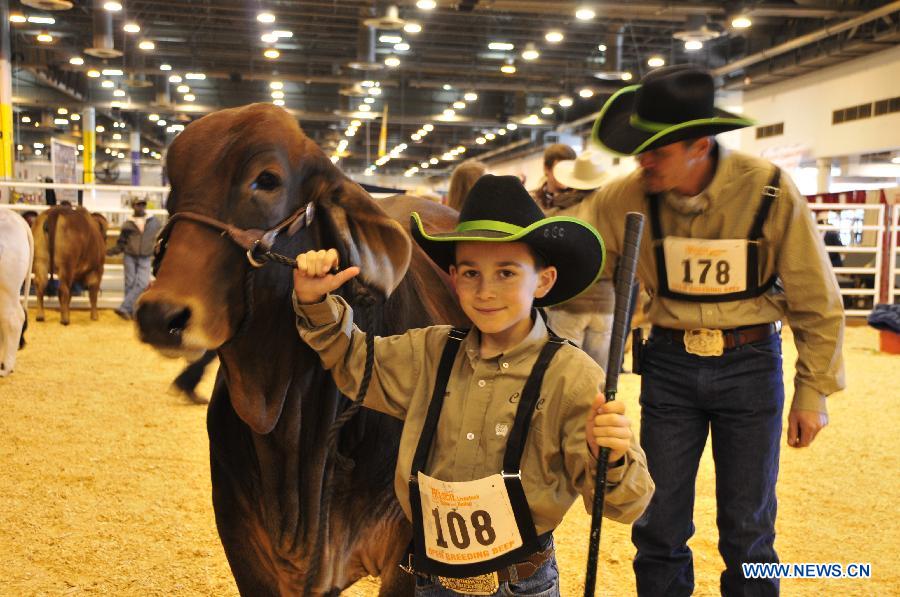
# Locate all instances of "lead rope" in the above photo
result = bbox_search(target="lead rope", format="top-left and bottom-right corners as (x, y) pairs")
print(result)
(302, 284), (378, 596)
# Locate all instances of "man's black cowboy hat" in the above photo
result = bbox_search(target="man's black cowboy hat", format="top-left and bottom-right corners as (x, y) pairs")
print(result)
(410, 174), (605, 307)
(592, 65), (755, 156)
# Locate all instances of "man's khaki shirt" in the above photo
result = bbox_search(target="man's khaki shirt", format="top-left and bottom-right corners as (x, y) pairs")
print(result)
(583, 147), (845, 414)
(294, 294), (654, 534)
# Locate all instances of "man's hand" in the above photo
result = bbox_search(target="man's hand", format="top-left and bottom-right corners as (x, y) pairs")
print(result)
(586, 394), (631, 463)
(787, 409), (828, 448)
(292, 248), (360, 304)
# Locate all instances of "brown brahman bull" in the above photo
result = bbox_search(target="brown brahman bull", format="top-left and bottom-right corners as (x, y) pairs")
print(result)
(134, 103), (464, 596)
(32, 206), (107, 325)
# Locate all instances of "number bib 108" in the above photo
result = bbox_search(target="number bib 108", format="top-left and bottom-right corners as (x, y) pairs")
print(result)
(663, 237), (748, 296)
(417, 472), (522, 566)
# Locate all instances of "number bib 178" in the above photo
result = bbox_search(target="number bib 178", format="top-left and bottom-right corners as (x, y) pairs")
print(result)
(417, 472), (522, 566)
(663, 237), (748, 296)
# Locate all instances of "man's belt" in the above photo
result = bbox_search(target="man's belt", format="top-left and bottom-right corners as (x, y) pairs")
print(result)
(651, 321), (782, 352)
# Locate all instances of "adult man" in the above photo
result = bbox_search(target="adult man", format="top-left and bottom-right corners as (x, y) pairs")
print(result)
(108, 198), (161, 319)
(586, 66), (845, 596)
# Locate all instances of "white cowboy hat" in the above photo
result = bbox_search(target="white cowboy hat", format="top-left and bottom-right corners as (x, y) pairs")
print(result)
(552, 153), (609, 190)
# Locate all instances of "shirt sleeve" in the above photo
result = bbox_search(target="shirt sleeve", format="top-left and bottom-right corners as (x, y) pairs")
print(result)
(773, 177), (846, 413)
(292, 292), (427, 420)
(559, 359), (655, 525)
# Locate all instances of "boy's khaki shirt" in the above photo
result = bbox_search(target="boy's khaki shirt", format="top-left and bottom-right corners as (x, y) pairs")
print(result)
(584, 147), (845, 414)
(293, 294), (654, 534)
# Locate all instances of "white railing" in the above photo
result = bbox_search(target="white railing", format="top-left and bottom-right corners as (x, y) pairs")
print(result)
(890, 206), (900, 306)
(810, 203), (885, 317)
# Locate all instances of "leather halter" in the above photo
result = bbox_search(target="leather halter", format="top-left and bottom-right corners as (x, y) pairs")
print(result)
(152, 201), (315, 275)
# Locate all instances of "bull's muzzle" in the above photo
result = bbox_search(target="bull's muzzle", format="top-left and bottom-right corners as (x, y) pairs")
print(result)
(135, 300), (192, 348)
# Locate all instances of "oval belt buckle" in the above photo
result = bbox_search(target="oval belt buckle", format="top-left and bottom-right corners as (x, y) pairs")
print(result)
(684, 328), (724, 357)
(437, 572), (500, 595)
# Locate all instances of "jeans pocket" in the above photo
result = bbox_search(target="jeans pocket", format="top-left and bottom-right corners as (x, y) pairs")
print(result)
(502, 558), (560, 596)
(742, 336), (782, 358)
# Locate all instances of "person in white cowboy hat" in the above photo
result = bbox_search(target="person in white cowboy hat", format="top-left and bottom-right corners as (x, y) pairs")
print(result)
(583, 65), (844, 596)
(291, 175), (654, 595)
(539, 152), (616, 370)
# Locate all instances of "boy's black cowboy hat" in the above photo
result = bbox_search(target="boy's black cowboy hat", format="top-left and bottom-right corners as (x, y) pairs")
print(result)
(591, 65), (755, 156)
(410, 174), (605, 307)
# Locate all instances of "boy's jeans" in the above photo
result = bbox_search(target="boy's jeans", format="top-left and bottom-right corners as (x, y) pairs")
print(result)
(633, 332), (784, 597)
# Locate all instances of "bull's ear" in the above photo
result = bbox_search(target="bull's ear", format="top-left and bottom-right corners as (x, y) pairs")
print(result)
(322, 179), (411, 297)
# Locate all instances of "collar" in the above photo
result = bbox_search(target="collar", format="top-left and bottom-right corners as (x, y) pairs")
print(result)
(662, 141), (728, 214)
(462, 312), (549, 368)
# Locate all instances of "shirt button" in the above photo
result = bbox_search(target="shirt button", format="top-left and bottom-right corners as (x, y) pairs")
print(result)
(466, 432), (475, 440)
(501, 362), (509, 369)
(478, 379), (486, 387)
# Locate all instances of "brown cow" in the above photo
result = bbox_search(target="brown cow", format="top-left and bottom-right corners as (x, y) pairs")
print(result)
(32, 206), (107, 325)
(134, 103), (464, 595)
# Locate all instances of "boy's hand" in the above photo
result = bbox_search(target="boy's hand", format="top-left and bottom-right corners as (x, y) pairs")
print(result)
(585, 394), (631, 463)
(293, 249), (360, 304)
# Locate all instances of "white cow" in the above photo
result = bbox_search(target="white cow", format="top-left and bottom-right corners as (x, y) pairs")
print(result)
(0, 208), (34, 376)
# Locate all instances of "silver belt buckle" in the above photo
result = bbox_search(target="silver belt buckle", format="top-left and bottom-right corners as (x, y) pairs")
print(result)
(684, 328), (724, 357)
(437, 572), (500, 595)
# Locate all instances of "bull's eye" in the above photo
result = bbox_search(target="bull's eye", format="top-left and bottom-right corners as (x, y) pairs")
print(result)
(251, 170), (281, 192)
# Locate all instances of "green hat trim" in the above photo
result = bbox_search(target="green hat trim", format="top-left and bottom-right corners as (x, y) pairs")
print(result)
(591, 84), (756, 157)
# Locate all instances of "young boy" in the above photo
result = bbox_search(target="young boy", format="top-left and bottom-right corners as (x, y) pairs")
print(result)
(292, 175), (653, 595)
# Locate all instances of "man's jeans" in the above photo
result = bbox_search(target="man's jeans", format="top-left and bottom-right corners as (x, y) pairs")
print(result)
(120, 254), (151, 315)
(633, 332), (784, 597)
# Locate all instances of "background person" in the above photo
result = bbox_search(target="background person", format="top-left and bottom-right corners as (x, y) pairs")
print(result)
(587, 65), (845, 596)
(445, 160), (487, 211)
(107, 199), (162, 320)
(530, 144), (576, 209)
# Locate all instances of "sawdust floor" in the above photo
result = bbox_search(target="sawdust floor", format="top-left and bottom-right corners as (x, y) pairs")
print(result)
(1, 310), (898, 596)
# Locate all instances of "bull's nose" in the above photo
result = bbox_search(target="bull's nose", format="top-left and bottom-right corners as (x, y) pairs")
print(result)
(135, 301), (192, 347)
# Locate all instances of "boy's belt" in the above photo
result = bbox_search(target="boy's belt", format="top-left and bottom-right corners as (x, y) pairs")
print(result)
(405, 546), (554, 584)
(651, 321), (781, 350)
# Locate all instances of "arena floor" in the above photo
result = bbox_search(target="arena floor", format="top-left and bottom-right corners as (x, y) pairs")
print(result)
(1, 309), (897, 596)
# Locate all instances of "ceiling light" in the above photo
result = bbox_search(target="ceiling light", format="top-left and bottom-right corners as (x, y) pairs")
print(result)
(368, 86), (382, 95)
(575, 7), (596, 20)
(380, 34), (403, 44)
(271, 90), (284, 99)
(421, 162), (429, 168)
(34, 149), (42, 156)
(102, 68), (123, 76)
(411, 133), (421, 141)
(443, 84), (452, 91)
(506, 123), (518, 130)
(456, 146), (466, 153)
(273, 99), (285, 106)
(500, 63), (516, 74)
(264, 49), (280, 59)
(9, 13), (26, 23)
(496, 128), (506, 135)
(731, 15), (752, 29)
(685, 40), (703, 51)
(463, 92), (478, 102)
(117, 152), (125, 158)
(96, 125), (105, 132)
(394, 42), (410, 52)
(404, 22), (422, 34)
(385, 55), (401, 67)
(261, 32), (278, 43)
(123, 22), (140, 33)
(475, 137), (486, 145)
(101, 79), (115, 88)
(647, 55), (665, 67)
(159, 63), (172, 71)
(78, 144), (84, 151)
(68, 56), (84, 66)
(103, 1), (122, 11)
(87, 69), (101, 78)
(351, 119), (362, 127)
(443, 108), (455, 117)
(358, 104), (371, 112)
(521, 43), (540, 61)
(21, 116), (31, 123)
(578, 87), (594, 98)
(269, 81), (284, 91)
(71, 114), (80, 121)
(36, 32), (53, 43)
(453, 101), (466, 109)
(485, 133), (496, 140)
(185, 72), (205, 80)
(429, 157), (439, 164)
(184, 94), (195, 102)
(113, 88), (126, 97)
(156, 120), (166, 126)
(488, 42), (514, 51)
(364, 97), (375, 104)
(541, 106), (554, 115)
(176, 84), (190, 93)
(112, 132), (122, 140)
(346, 129), (356, 137)
(361, 80), (375, 87)
(168, 74), (182, 83)
(598, 44), (607, 52)
(149, 114), (159, 121)
(257, 12), (276, 23)
(416, 0), (436, 9)
(621, 71), (633, 81)
(545, 31), (564, 43)
(54, 118), (69, 125)
(274, 30), (292, 38)
(558, 96), (573, 107)
(423, 124), (434, 131)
